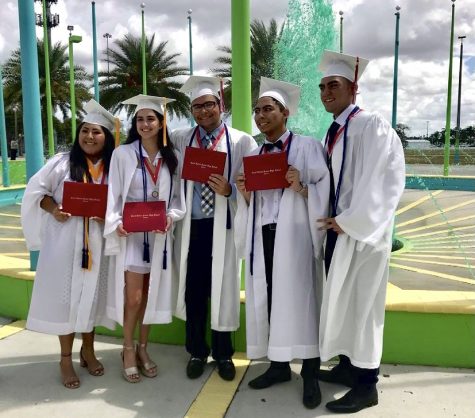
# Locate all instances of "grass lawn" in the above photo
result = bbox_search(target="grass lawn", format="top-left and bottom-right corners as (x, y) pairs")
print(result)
(0, 160), (27, 185)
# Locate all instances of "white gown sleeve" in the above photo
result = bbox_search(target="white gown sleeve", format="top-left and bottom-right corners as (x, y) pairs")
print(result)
(21, 154), (68, 251)
(103, 148), (123, 255)
(335, 113), (406, 246)
(167, 149), (186, 222)
(305, 140), (330, 260)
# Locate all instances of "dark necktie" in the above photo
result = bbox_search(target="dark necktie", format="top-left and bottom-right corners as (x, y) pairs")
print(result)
(263, 139), (283, 152)
(326, 121), (340, 156)
(324, 121), (340, 275)
(200, 134), (215, 216)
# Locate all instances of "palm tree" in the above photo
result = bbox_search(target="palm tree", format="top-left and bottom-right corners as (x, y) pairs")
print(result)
(2, 40), (92, 144)
(99, 34), (190, 119)
(212, 19), (283, 110)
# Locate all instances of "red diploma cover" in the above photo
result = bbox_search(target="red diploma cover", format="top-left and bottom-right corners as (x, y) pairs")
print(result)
(243, 152), (290, 191)
(62, 181), (108, 218)
(181, 146), (227, 183)
(123, 201), (166, 232)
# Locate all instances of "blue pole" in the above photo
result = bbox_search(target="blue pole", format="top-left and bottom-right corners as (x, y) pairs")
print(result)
(18, 0), (45, 270)
(92, 1), (99, 102)
(0, 66), (11, 187)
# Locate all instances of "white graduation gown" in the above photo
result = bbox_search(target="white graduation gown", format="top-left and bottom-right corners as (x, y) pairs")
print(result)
(171, 125), (257, 331)
(103, 143), (185, 326)
(234, 135), (330, 361)
(22, 153), (114, 334)
(319, 108), (406, 369)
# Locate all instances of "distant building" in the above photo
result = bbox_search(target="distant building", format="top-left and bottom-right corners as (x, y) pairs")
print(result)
(406, 139), (431, 149)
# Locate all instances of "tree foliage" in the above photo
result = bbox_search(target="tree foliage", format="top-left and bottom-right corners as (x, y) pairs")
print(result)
(99, 34), (190, 119)
(211, 19), (283, 111)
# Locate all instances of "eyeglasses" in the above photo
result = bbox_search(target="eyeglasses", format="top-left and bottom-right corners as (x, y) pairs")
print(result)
(191, 101), (218, 112)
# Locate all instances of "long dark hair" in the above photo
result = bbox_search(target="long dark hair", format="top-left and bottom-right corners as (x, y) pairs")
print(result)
(69, 122), (115, 182)
(125, 110), (178, 176)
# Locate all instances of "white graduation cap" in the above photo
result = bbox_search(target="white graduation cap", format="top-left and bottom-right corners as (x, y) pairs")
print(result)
(180, 75), (221, 102)
(122, 94), (176, 116)
(318, 50), (369, 83)
(83, 99), (116, 133)
(258, 77), (301, 116)
(122, 94), (176, 147)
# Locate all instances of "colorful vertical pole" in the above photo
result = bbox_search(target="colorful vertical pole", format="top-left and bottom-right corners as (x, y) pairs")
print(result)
(443, 0), (456, 177)
(141, 3), (147, 95)
(391, 6), (401, 129)
(454, 35), (465, 164)
(92, 1), (99, 102)
(42, 0), (55, 157)
(0, 66), (10, 187)
(18, 0), (45, 270)
(231, 0), (251, 134)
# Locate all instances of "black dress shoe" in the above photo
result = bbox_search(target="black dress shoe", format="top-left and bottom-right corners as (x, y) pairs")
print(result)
(217, 359), (236, 381)
(318, 364), (355, 388)
(248, 365), (291, 389)
(302, 377), (322, 409)
(186, 357), (207, 379)
(326, 385), (378, 414)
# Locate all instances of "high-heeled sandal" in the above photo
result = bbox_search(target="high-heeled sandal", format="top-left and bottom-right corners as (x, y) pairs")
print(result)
(59, 353), (80, 389)
(136, 343), (158, 378)
(80, 346), (104, 376)
(121, 345), (141, 383)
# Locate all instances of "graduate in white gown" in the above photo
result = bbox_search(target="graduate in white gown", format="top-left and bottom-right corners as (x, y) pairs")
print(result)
(171, 76), (257, 381)
(22, 100), (117, 389)
(235, 78), (330, 409)
(104, 95), (185, 383)
(316, 51), (406, 414)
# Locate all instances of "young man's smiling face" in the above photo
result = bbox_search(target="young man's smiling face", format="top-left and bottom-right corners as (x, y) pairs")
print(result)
(254, 96), (289, 141)
(319, 76), (356, 117)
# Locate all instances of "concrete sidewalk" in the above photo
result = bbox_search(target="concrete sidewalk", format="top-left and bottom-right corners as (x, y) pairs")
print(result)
(0, 321), (474, 418)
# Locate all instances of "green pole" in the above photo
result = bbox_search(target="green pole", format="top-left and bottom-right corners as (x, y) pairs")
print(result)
(91, 1), (99, 102)
(443, 0), (456, 177)
(0, 66), (11, 187)
(391, 6), (401, 129)
(339, 11), (343, 53)
(231, 0), (252, 134)
(68, 34), (82, 143)
(141, 3), (147, 95)
(42, 0), (55, 157)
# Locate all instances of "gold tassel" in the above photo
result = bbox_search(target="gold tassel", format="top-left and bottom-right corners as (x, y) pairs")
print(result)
(114, 118), (121, 147)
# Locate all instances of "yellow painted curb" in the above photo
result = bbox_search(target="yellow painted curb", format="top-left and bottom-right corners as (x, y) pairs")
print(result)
(184, 353), (250, 418)
(0, 320), (26, 340)
(395, 190), (443, 216)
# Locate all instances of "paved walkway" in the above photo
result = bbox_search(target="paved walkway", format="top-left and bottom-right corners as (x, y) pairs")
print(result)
(0, 324), (474, 418)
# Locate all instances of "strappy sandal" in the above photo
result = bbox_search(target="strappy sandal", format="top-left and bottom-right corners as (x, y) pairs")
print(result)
(80, 346), (104, 376)
(59, 353), (80, 389)
(136, 343), (158, 378)
(121, 345), (141, 383)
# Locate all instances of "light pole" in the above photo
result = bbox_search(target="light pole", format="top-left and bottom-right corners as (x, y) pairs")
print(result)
(391, 6), (401, 129)
(141, 3), (147, 95)
(91, 1), (99, 102)
(103, 33), (112, 78)
(0, 66), (10, 187)
(426, 120), (430, 138)
(187, 9), (193, 75)
(187, 9), (194, 127)
(68, 26), (82, 142)
(443, 0), (456, 177)
(454, 35), (466, 164)
(339, 11), (344, 53)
